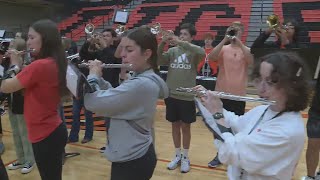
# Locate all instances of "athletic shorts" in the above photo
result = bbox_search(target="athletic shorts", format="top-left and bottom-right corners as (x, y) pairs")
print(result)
(307, 109), (320, 138)
(164, 97), (196, 124)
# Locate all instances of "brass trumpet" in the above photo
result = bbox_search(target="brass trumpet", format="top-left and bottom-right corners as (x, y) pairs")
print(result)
(266, 14), (288, 31)
(115, 24), (127, 36)
(85, 23), (95, 36)
(150, 22), (174, 38)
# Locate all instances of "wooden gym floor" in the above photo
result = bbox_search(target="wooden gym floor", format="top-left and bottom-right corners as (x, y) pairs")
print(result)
(1, 100), (310, 180)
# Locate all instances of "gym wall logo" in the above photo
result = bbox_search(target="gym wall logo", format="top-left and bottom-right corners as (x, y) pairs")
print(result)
(170, 53), (191, 69)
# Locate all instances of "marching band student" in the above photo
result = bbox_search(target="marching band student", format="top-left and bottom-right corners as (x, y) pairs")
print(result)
(157, 23), (205, 173)
(207, 21), (253, 167)
(0, 19), (68, 180)
(84, 27), (168, 180)
(302, 73), (320, 180)
(197, 33), (218, 77)
(251, 18), (300, 52)
(199, 52), (310, 179)
(0, 156), (8, 180)
(5, 38), (35, 174)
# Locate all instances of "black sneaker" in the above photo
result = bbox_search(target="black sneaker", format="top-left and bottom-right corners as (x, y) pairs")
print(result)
(100, 146), (106, 153)
(208, 154), (222, 168)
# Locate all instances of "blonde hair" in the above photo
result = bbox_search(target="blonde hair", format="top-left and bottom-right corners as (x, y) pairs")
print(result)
(9, 38), (26, 51)
(231, 21), (244, 32)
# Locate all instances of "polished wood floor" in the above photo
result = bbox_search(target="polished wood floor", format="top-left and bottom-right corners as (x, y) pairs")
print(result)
(1, 101), (310, 180)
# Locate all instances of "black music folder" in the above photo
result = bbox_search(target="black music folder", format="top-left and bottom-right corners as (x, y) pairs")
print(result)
(66, 63), (93, 98)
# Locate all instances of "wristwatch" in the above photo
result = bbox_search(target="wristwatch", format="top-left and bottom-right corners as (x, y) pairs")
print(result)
(212, 112), (224, 120)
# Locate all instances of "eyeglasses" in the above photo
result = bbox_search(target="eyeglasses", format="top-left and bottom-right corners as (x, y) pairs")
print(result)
(253, 77), (276, 88)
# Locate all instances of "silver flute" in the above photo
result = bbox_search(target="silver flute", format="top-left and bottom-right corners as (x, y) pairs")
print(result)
(78, 63), (133, 69)
(176, 87), (276, 105)
(2, 48), (35, 59)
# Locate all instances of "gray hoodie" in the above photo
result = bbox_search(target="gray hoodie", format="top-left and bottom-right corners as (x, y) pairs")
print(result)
(84, 69), (169, 162)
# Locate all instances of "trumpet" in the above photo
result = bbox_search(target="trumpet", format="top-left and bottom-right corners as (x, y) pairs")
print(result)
(115, 24), (127, 36)
(78, 63), (133, 69)
(176, 87), (276, 105)
(150, 22), (175, 45)
(266, 14), (288, 31)
(2, 48), (35, 59)
(150, 22), (174, 38)
(85, 23), (95, 36)
(226, 27), (238, 40)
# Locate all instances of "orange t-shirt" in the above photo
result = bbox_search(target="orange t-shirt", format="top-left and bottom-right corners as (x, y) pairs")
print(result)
(197, 48), (218, 76)
(215, 44), (252, 96)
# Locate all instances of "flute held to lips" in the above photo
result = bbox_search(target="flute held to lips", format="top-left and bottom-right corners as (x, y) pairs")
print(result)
(78, 63), (133, 69)
(176, 87), (276, 105)
(2, 48), (35, 59)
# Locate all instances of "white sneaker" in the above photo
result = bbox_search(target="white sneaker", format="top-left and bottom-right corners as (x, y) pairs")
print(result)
(7, 162), (23, 170)
(301, 176), (315, 180)
(167, 155), (181, 170)
(181, 157), (191, 173)
(21, 163), (34, 174)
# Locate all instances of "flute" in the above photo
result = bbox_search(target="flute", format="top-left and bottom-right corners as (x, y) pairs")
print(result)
(176, 87), (276, 105)
(78, 63), (133, 69)
(2, 49), (35, 59)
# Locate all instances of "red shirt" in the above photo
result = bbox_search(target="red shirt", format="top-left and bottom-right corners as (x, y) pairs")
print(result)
(16, 58), (62, 143)
(197, 48), (218, 76)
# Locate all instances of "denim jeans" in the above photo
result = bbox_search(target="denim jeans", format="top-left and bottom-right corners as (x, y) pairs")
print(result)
(58, 104), (65, 124)
(8, 110), (35, 165)
(69, 97), (94, 141)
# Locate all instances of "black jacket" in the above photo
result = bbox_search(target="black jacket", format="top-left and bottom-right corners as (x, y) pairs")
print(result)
(250, 31), (302, 55)
(97, 45), (121, 88)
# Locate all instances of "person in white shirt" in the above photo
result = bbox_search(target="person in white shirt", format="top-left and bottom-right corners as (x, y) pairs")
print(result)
(197, 51), (310, 179)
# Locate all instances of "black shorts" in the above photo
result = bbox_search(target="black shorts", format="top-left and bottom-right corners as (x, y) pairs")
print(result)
(307, 109), (320, 138)
(165, 97), (196, 124)
(222, 99), (246, 116)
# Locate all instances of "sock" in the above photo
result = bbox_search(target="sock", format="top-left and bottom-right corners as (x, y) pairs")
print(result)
(182, 149), (189, 159)
(175, 148), (181, 158)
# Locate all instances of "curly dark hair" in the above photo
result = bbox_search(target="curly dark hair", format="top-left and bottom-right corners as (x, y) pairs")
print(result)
(252, 51), (310, 112)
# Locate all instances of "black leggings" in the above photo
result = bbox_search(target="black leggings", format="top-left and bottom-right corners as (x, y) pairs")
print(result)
(32, 123), (67, 180)
(0, 116), (2, 134)
(111, 144), (157, 180)
(0, 157), (8, 180)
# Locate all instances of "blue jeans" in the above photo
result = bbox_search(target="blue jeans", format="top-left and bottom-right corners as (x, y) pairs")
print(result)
(69, 98), (94, 141)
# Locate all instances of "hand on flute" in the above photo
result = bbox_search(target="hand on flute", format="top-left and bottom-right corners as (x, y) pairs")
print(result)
(88, 59), (103, 77)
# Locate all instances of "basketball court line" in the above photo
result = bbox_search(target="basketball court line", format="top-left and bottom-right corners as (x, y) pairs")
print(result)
(2, 129), (227, 173)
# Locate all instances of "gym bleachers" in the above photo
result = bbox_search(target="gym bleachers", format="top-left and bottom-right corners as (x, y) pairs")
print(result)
(58, 0), (320, 48)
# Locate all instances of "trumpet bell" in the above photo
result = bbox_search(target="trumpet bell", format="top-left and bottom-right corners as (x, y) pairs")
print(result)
(150, 22), (161, 34)
(115, 25), (126, 35)
(266, 14), (280, 28)
(85, 23), (95, 35)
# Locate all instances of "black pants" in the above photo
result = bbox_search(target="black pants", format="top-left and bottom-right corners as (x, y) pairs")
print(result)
(32, 123), (67, 180)
(0, 116), (2, 134)
(111, 144), (157, 180)
(0, 157), (8, 180)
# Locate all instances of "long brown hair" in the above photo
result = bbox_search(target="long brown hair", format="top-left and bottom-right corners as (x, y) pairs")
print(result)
(126, 26), (159, 74)
(30, 19), (69, 97)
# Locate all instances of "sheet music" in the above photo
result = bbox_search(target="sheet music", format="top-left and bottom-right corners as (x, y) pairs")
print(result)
(66, 65), (79, 97)
(194, 98), (225, 141)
